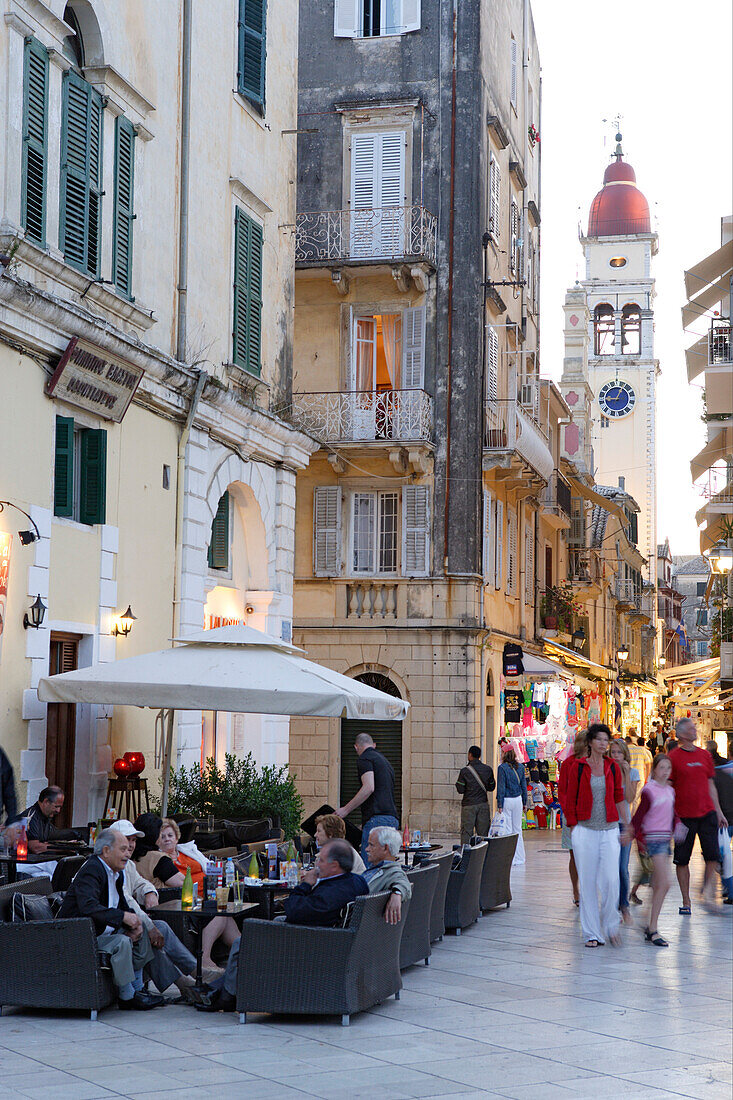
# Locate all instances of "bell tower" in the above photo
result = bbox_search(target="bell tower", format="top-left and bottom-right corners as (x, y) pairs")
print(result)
(580, 134), (659, 581)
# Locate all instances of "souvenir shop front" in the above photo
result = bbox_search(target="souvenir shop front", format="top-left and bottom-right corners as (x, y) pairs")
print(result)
(497, 641), (613, 830)
(618, 680), (662, 741)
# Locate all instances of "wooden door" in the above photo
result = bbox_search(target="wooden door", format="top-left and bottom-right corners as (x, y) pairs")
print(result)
(46, 632), (80, 828)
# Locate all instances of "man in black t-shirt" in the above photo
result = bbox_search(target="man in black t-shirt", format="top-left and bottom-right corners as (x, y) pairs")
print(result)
(456, 746), (495, 845)
(336, 733), (398, 867)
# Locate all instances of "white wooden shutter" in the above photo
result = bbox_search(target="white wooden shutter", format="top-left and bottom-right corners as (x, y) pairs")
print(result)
(402, 485), (429, 576)
(510, 200), (519, 273)
(507, 507), (517, 593)
(489, 154), (501, 239)
(351, 133), (377, 211)
(334, 0), (361, 37)
(510, 38), (518, 107)
(487, 324), (498, 401)
(524, 522), (534, 603)
(495, 499), (504, 589)
(403, 305), (425, 388)
(379, 132), (404, 207)
(482, 489), (494, 584)
(313, 486), (341, 575)
(401, 0), (421, 33)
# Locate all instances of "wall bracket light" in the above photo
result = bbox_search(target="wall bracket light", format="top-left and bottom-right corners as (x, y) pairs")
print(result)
(23, 594), (47, 630)
(112, 606), (137, 637)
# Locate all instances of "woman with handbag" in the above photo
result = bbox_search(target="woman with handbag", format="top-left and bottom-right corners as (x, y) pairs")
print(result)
(497, 747), (528, 866)
(560, 724), (629, 947)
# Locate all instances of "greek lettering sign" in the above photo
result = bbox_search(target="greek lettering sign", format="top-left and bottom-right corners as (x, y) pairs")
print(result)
(46, 337), (144, 422)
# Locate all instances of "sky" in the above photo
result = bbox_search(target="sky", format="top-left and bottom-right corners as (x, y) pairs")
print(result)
(532, 0), (733, 555)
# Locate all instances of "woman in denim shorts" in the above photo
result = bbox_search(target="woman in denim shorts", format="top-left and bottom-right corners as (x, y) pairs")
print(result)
(631, 755), (679, 946)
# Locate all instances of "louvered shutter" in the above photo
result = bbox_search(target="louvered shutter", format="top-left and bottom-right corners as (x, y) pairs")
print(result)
(489, 154), (501, 239)
(487, 324), (498, 401)
(482, 489), (494, 584)
(233, 208), (263, 376)
(314, 486), (341, 576)
(60, 70), (103, 276)
(54, 416), (74, 518)
(401, 0), (421, 32)
(22, 37), (49, 245)
(247, 220), (263, 375)
(208, 492), (230, 570)
(112, 117), (135, 298)
(495, 499), (504, 588)
(510, 199), (519, 274)
(524, 523), (534, 603)
(350, 132), (405, 258)
(334, 0), (361, 36)
(507, 507), (517, 593)
(341, 717), (402, 822)
(510, 38), (518, 107)
(79, 428), (107, 526)
(378, 132), (405, 256)
(238, 0), (267, 109)
(402, 305), (425, 389)
(402, 485), (429, 576)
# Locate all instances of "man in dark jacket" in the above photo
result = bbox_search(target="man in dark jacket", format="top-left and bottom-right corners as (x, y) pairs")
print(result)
(0, 746), (16, 825)
(456, 746), (496, 845)
(59, 829), (161, 1010)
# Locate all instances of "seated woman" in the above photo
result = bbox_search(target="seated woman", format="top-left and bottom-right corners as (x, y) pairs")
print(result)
(314, 813), (366, 873)
(134, 815), (239, 972)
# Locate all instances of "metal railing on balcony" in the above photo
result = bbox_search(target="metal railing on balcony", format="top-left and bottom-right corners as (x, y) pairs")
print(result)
(290, 389), (433, 445)
(540, 471), (573, 522)
(615, 578), (641, 608)
(295, 204), (438, 266)
(569, 547), (603, 585)
(710, 319), (732, 366)
(484, 397), (553, 481)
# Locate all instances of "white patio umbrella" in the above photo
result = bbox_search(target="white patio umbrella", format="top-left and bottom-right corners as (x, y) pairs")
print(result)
(37, 625), (409, 813)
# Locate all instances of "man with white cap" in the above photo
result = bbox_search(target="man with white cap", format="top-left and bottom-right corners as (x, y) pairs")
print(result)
(110, 819), (198, 1001)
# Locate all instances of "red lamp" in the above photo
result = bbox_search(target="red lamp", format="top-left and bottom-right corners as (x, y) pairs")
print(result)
(124, 752), (145, 776)
(113, 757), (132, 778)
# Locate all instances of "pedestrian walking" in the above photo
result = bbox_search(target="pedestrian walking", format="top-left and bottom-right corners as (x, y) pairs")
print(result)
(560, 723), (629, 948)
(336, 732), (398, 867)
(610, 738), (640, 926)
(557, 730), (588, 907)
(455, 746), (496, 845)
(636, 736), (654, 781)
(496, 747), (528, 866)
(631, 754), (678, 946)
(670, 718), (728, 913)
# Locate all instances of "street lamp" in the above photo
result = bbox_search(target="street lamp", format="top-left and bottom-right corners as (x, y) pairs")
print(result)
(112, 606), (137, 637)
(617, 646), (629, 662)
(23, 594), (47, 630)
(658, 656), (666, 667)
(708, 539), (733, 574)
(571, 626), (586, 651)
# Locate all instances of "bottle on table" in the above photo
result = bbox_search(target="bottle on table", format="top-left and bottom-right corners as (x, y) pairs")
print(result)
(248, 851), (259, 879)
(15, 823), (28, 860)
(181, 866), (194, 910)
(225, 857), (235, 888)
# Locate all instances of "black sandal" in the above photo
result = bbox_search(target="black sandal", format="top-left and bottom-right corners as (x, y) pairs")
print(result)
(645, 929), (669, 947)
(584, 939), (601, 947)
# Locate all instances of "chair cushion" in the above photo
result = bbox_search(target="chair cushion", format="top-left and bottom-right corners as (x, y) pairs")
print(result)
(12, 892), (54, 922)
(223, 820), (272, 847)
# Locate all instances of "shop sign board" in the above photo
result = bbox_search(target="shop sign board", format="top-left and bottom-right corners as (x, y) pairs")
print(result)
(0, 532), (11, 661)
(204, 614), (243, 630)
(46, 337), (144, 422)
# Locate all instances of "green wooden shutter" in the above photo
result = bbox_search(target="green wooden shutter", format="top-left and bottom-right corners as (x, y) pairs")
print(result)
(233, 209), (262, 377)
(54, 416), (75, 518)
(112, 116), (135, 298)
(60, 70), (103, 275)
(208, 492), (230, 569)
(79, 428), (107, 525)
(22, 37), (49, 245)
(238, 0), (267, 110)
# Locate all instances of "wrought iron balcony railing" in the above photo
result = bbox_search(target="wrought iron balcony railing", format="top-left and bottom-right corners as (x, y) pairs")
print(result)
(295, 204), (438, 266)
(710, 320), (732, 366)
(540, 471), (572, 517)
(615, 578), (641, 608)
(290, 389), (433, 445)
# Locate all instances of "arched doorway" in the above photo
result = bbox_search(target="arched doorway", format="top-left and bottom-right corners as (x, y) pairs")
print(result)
(340, 673), (403, 825)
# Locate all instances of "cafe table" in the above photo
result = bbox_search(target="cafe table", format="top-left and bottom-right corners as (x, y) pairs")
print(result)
(150, 898), (258, 992)
(0, 843), (92, 884)
(400, 843), (442, 867)
(242, 879), (297, 921)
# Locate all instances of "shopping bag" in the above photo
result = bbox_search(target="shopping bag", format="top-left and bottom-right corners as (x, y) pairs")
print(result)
(719, 828), (732, 880)
(488, 810), (510, 837)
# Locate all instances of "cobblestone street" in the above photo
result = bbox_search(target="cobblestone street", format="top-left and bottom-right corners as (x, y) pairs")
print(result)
(1, 832), (731, 1100)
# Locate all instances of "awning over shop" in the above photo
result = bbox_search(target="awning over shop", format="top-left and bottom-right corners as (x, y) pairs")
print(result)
(660, 657), (719, 682)
(541, 639), (616, 681)
(682, 273), (732, 330)
(685, 335), (708, 382)
(684, 240), (733, 299)
(690, 426), (733, 481)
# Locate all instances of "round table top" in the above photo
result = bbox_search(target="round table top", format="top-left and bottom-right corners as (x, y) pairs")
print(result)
(151, 899), (258, 923)
(400, 843), (442, 854)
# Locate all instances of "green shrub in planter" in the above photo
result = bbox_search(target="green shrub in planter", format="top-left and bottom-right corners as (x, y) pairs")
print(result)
(155, 753), (304, 839)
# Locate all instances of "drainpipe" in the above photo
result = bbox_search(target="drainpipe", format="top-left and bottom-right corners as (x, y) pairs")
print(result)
(443, 0), (458, 574)
(172, 369), (207, 641)
(176, 0), (192, 363)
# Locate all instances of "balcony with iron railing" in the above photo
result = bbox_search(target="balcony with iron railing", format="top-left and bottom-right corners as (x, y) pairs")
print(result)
(615, 577), (641, 610)
(289, 389), (433, 446)
(539, 471), (572, 529)
(295, 205), (438, 267)
(710, 319), (732, 366)
(484, 392), (553, 483)
(568, 547), (603, 590)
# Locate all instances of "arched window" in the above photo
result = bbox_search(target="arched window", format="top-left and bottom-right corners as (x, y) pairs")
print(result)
(621, 304), (641, 355)
(593, 304), (615, 356)
(62, 4), (85, 68)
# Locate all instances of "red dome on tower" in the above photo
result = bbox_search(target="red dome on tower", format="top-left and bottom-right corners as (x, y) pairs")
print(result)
(587, 141), (650, 237)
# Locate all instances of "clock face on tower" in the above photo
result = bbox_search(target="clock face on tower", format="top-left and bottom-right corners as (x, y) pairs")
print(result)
(598, 380), (636, 418)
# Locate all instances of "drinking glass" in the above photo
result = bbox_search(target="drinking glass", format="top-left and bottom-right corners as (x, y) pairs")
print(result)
(302, 853), (312, 870)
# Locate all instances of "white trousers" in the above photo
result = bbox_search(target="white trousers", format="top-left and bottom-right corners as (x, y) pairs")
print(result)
(572, 824), (620, 943)
(503, 796), (526, 865)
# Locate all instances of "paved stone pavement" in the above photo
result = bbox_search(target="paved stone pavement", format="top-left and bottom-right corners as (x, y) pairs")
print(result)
(1, 831), (731, 1099)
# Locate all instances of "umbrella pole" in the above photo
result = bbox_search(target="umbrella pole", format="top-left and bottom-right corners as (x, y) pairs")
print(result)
(160, 709), (176, 817)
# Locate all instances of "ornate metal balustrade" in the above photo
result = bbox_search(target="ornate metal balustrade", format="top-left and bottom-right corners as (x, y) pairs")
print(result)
(290, 389), (433, 444)
(709, 319), (732, 365)
(295, 204), (438, 265)
(615, 578), (641, 608)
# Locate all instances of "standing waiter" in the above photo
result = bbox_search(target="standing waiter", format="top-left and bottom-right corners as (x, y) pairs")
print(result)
(456, 746), (496, 845)
(336, 732), (398, 867)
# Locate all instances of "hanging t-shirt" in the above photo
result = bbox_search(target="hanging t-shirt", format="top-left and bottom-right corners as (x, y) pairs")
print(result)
(533, 682), (547, 706)
(503, 643), (524, 677)
(504, 691), (522, 723)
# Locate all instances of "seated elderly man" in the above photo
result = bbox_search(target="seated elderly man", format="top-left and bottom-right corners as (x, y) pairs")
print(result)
(8, 785), (71, 880)
(196, 839), (368, 1013)
(58, 828), (163, 1010)
(362, 826), (412, 924)
(109, 819), (199, 1001)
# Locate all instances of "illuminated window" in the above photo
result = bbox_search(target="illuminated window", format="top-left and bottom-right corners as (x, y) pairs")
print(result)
(593, 304), (615, 355)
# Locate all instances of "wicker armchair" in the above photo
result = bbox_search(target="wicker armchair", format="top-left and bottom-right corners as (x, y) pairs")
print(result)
(427, 851), (454, 943)
(0, 879), (116, 1020)
(235, 891), (406, 1026)
(401, 863), (438, 969)
(477, 833), (517, 911)
(444, 842), (487, 934)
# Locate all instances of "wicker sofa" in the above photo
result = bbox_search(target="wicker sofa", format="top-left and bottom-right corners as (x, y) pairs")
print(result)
(235, 891), (406, 1025)
(401, 863), (438, 969)
(443, 842), (487, 935)
(477, 833), (517, 912)
(0, 878), (116, 1020)
(427, 851), (454, 943)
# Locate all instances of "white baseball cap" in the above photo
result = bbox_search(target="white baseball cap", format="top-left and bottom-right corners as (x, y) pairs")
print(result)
(110, 818), (144, 838)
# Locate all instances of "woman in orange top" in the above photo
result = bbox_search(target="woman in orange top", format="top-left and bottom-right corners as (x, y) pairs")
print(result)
(155, 818), (239, 971)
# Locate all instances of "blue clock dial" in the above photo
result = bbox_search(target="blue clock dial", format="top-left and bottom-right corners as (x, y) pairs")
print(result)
(599, 380), (636, 418)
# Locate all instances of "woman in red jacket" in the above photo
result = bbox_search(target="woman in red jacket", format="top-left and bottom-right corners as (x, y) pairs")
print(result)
(560, 723), (630, 947)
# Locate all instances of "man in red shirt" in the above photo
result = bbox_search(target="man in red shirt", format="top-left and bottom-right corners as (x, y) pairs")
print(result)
(670, 718), (728, 913)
